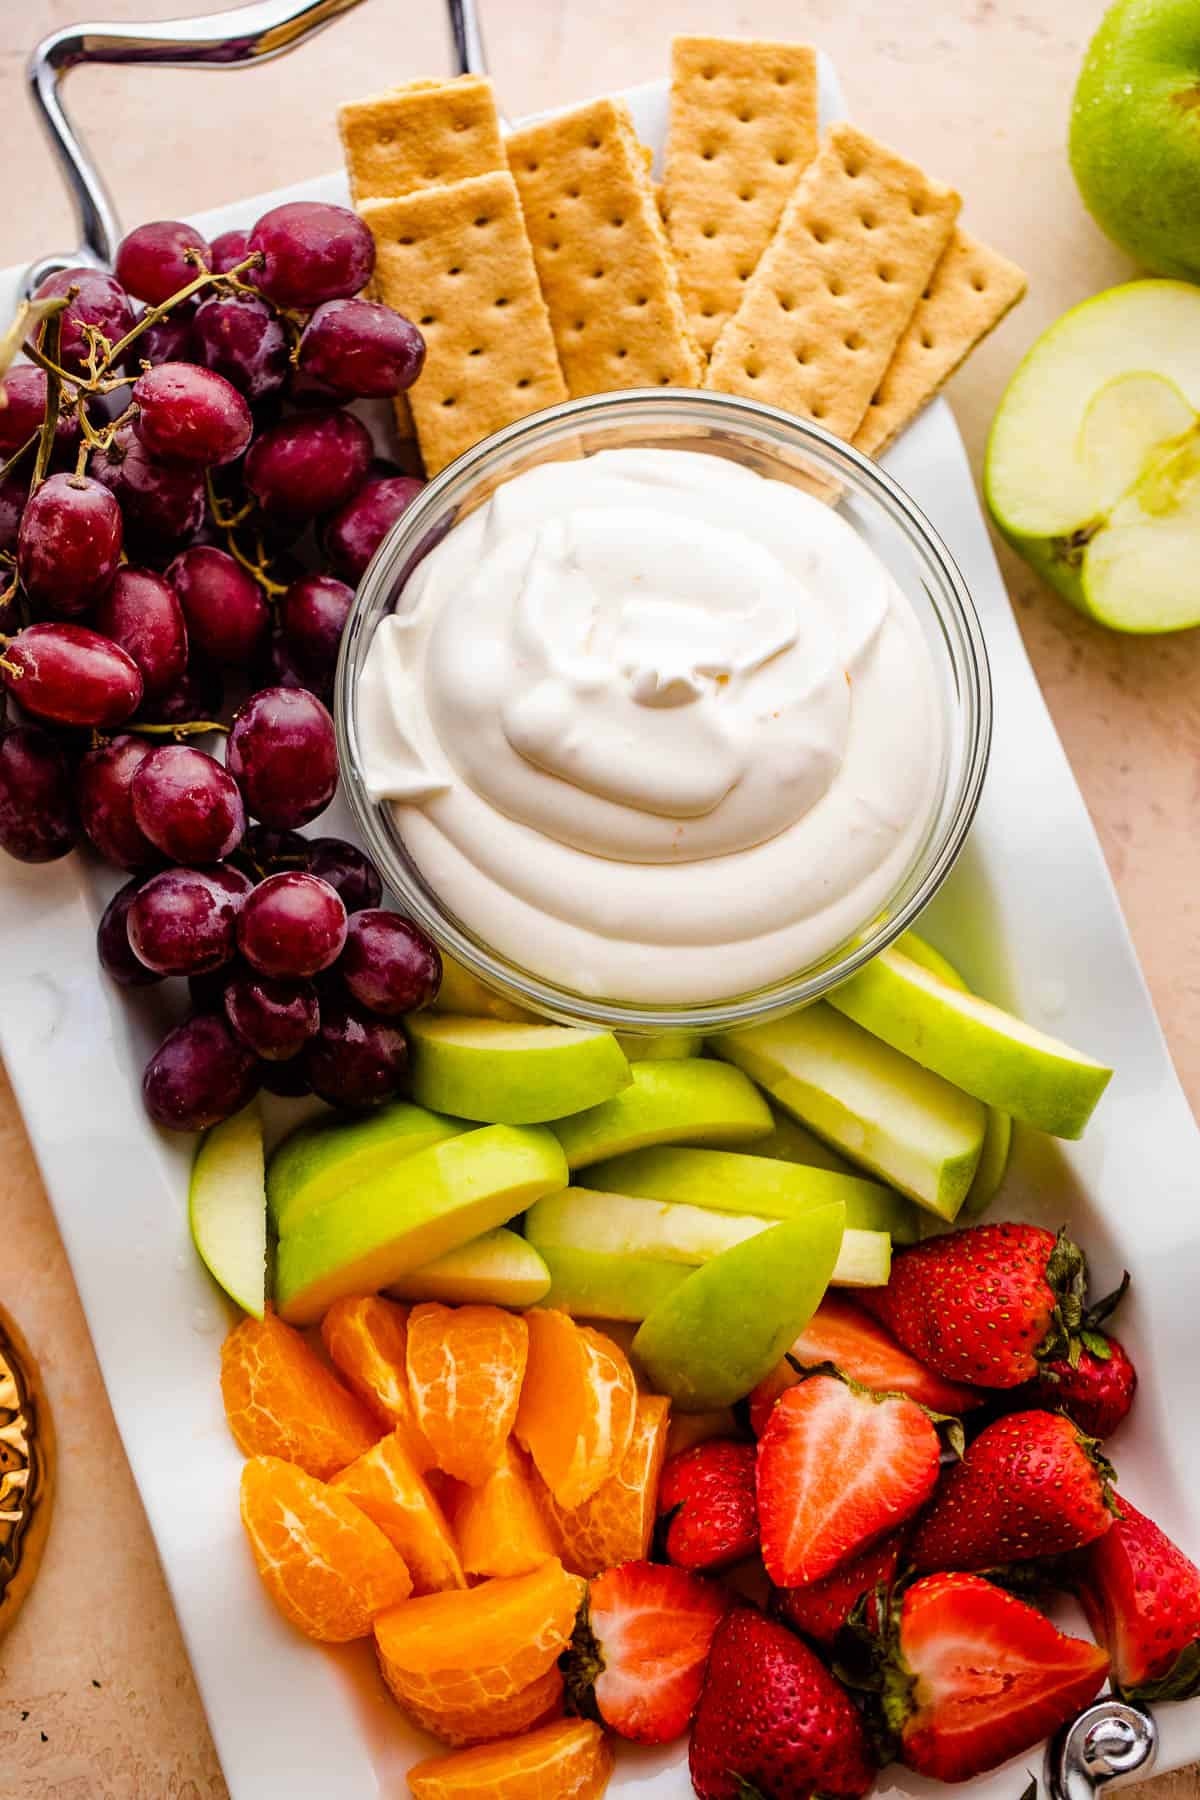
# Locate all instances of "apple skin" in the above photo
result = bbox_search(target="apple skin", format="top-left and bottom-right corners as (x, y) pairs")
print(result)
(190, 1101), (266, 1319)
(267, 1101), (467, 1237)
(431, 952), (535, 1022)
(631, 1206), (846, 1411)
(1071, 0), (1200, 281)
(615, 1029), (704, 1061)
(386, 1228), (551, 1307)
(405, 1015), (631, 1125)
(274, 1123), (568, 1324)
(551, 1059), (772, 1171)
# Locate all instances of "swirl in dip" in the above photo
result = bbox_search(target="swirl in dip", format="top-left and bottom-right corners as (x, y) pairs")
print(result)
(358, 447), (943, 1004)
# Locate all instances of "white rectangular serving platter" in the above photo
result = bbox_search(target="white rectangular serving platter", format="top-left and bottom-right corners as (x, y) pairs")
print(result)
(3, 62), (1200, 1800)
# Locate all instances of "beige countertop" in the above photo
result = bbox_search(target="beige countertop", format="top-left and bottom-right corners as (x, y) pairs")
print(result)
(2, 2), (1198, 1795)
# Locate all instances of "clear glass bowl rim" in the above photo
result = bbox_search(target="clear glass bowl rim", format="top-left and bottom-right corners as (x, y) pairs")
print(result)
(335, 387), (992, 1033)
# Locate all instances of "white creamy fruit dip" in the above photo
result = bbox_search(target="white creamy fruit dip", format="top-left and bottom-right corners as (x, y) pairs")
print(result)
(358, 447), (943, 1004)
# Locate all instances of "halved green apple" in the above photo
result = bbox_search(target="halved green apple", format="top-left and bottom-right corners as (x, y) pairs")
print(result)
(386, 1228), (550, 1307)
(986, 281), (1200, 632)
(551, 1059), (772, 1170)
(267, 1101), (466, 1237)
(405, 1014), (631, 1124)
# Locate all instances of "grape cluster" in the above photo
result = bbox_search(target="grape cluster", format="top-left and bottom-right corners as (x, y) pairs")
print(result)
(0, 202), (442, 1132)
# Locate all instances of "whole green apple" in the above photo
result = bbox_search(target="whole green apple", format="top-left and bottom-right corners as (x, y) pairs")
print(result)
(1071, 0), (1200, 278)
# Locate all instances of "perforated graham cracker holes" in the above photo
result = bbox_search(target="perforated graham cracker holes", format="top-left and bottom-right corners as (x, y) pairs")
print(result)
(338, 75), (506, 203)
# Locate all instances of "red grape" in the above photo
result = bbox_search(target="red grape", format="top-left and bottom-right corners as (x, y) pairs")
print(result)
(0, 475), (24, 557)
(210, 228), (253, 275)
(97, 876), (164, 987)
(188, 963), (235, 1013)
(226, 686), (338, 828)
(166, 546), (269, 665)
(143, 1011), (258, 1132)
(17, 472), (123, 617)
(141, 656), (223, 726)
(302, 997), (408, 1109)
(132, 306), (197, 367)
(237, 870), (347, 977)
(91, 423), (206, 552)
(0, 623), (143, 727)
(322, 474), (424, 583)
(128, 862), (250, 975)
(248, 202), (374, 308)
(224, 968), (319, 1060)
(243, 409), (372, 527)
(233, 823), (309, 881)
(131, 743), (245, 864)
(297, 299), (425, 398)
(279, 574), (353, 690)
(0, 725), (78, 863)
(257, 1056), (312, 1097)
(341, 910), (441, 1016)
(192, 293), (288, 402)
(132, 362), (252, 467)
(306, 838), (383, 913)
(77, 734), (159, 869)
(115, 220), (211, 305)
(253, 627), (309, 692)
(0, 365), (80, 462)
(94, 567), (189, 698)
(288, 367), (344, 409)
(34, 268), (135, 375)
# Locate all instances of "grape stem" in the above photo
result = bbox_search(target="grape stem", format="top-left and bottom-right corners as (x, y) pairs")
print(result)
(0, 295), (67, 387)
(30, 311), (65, 495)
(225, 527), (289, 599)
(104, 251), (265, 372)
(75, 398), (137, 480)
(0, 430), (39, 485)
(127, 719), (229, 739)
(204, 469), (255, 530)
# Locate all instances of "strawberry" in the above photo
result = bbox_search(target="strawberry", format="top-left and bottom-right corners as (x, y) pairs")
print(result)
(756, 1372), (942, 1587)
(774, 1531), (904, 1648)
(657, 1439), (759, 1572)
(859, 1222), (1092, 1388)
(749, 1295), (984, 1435)
(1031, 1333), (1137, 1439)
(1073, 1494), (1200, 1700)
(564, 1557), (730, 1743)
(888, 1572), (1109, 1781)
(909, 1408), (1116, 1571)
(689, 1606), (876, 1799)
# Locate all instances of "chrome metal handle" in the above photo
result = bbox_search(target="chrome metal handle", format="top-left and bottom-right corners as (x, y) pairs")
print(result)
(22, 0), (491, 297)
(1048, 1700), (1158, 1800)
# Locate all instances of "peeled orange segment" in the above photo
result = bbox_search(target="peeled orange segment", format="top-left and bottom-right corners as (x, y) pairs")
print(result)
(407, 1719), (614, 1800)
(220, 1311), (381, 1479)
(331, 1429), (466, 1596)
(446, 1441), (559, 1579)
(515, 1311), (637, 1509)
(374, 1558), (585, 1717)
(320, 1294), (436, 1469)
(406, 1302), (529, 1485)
(541, 1393), (671, 1577)
(399, 1663), (564, 1748)
(239, 1456), (411, 1642)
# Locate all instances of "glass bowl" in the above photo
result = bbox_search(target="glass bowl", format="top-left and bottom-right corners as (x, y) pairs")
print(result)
(335, 388), (991, 1036)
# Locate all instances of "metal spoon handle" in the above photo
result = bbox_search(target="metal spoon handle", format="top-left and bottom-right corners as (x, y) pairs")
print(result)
(1048, 1699), (1158, 1800)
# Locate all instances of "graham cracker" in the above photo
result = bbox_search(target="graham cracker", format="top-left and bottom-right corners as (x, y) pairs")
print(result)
(853, 227), (1027, 457)
(339, 76), (505, 203)
(362, 172), (568, 475)
(705, 123), (961, 443)
(664, 36), (819, 356)
(506, 97), (704, 397)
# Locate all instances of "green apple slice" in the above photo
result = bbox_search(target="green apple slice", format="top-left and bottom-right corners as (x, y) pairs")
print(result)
(616, 1029), (704, 1061)
(711, 1007), (985, 1219)
(190, 1101), (267, 1319)
(405, 1015), (631, 1124)
(432, 951), (536, 1021)
(267, 1101), (467, 1237)
(631, 1207), (846, 1411)
(584, 1145), (914, 1240)
(826, 947), (1111, 1139)
(386, 1228), (550, 1307)
(539, 1244), (690, 1322)
(748, 1104), (858, 1177)
(898, 929), (967, 990)
(275, 1124), (568, 1324)
(551, 1059), (772, 1170)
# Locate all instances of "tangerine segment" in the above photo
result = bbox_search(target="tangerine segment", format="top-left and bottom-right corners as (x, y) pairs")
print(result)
(406, 1302), (529, 1485)
(446, 1441), (559, 1579)
(543, 1393), (671, 1577)
(515, 1311), (637, 1509)
(321, 1296), (435, 1469)
(331, 1429), (466, 1596)
(240, 1456), (411, 1642)
(399, 1664), (564, 1749)
(408, 1719), (614, 1800)
(221, 1311), (381, 1479)
(374, 1558), (584, 1715)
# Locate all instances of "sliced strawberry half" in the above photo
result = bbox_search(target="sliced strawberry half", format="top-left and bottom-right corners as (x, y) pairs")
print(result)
(756, 1372), (942, 1587)
(565, 1558), (731, 1744)
(894, 1572), (1110, 1782)
(749, 1296), (983, 1436)
(1075, 1493), (1200, 1700)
